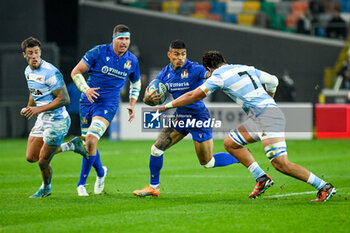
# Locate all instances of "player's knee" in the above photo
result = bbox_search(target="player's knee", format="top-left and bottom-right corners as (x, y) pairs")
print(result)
(264, 141), (287, 162)
(202, 156), (215, 168)
(26, 155), (38, 163)
(224, 136), (241, 151)
(151, 144), (164, 157)
(85, 134), (98, 155)
(228, 129), (248, 148)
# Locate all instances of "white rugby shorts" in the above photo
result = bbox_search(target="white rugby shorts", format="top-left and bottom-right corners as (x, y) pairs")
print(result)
(241, 107), (286, 141)
(29, 112), (70, 146)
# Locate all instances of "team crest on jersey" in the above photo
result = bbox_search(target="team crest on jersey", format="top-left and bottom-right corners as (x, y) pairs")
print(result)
(81, 117), (88, 125)
(181, 69), (188, 79)
(124, 60), (131, 70)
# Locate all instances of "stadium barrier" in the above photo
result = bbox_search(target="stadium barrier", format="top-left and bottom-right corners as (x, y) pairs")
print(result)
(111, 102), (313, 140)
(315, 104), (350, 138)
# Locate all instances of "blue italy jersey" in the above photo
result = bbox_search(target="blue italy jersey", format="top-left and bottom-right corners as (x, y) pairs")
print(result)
(24, 60), (68, 120)
(157, 59), (208, 116)
(82, 43), (140, 104)
(201, 64), (277, 116)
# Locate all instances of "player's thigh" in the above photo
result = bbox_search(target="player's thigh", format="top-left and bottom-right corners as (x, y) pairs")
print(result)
(92, 116), (110, 128)
(193, 139), (213, 165)
(85, 115), (110, 137)
(26, 136), (44, 162)
(154, 127), (185, 151)
(81, 102), (112, 141)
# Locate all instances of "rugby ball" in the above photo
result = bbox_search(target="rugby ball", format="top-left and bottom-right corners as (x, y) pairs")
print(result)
(148, 79), (168, 105)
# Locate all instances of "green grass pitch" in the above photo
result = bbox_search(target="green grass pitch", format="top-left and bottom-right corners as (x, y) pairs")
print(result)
(1, 138), (349, 233)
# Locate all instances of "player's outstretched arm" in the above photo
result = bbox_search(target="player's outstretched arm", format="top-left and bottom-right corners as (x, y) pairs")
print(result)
(158, 87), (206, 111)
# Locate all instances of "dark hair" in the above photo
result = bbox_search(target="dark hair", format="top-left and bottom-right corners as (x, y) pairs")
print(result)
(169, 40), (186, 51)
(21, 36), (41, 53)
(202, 51), (226, 69)
(113, 24), (130, 35)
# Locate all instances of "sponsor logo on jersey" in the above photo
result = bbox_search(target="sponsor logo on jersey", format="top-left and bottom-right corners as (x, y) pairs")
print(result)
(166, 82), (190, 91)
(101, 65), (128, 79)
(29, 88), (43, 95)
(124, 60), (131, 70)
(181, 69), (188, 79)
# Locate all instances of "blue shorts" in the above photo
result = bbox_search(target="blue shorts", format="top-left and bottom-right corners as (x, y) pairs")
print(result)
(80, 101), (118, 128)
(173, 112), (213, 143)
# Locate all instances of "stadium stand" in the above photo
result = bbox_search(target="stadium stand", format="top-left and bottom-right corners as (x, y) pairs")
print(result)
(162, 1), (180, 14)
(178, 1), (195, 15)
(116, 0), (350, 40)
(237, 13), (256, 26)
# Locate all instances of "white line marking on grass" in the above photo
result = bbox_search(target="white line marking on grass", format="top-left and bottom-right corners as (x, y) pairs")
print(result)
(265, 191), (316, 198)
(169, 175), (250, 178)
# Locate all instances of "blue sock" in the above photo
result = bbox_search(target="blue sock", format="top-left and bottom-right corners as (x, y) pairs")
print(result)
(213, 152), (240, 167)
(77, 155), (97, 186)
(149, 154), (163, 185)
(93, 149), (105, 177)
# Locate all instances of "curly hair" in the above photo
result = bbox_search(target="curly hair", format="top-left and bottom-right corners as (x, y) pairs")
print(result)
(202, 51), (226, 69)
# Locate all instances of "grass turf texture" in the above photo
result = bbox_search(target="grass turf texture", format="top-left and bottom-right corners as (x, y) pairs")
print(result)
(0, 139), (349, 233)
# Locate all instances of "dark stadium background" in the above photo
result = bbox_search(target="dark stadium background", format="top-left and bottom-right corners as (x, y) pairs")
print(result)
(0, 0), (345, 138)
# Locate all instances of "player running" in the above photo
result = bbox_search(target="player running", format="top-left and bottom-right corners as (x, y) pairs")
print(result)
(21, 37), (87, 198)
(72, 24), (141, 196)
(157, 51), (336, 202)
(133, 41), (239, 197)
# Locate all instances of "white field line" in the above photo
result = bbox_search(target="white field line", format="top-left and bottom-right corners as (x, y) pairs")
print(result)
(264, 191), (316, 198)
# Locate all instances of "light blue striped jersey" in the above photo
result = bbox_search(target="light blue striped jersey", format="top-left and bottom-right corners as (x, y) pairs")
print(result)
(24, 60), (68, 120)
(201, 64), (277, 116)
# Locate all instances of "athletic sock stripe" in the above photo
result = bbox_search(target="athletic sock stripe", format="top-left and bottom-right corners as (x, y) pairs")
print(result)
(266, 147), (287, 154)
(230, 135), (243, 145)
(234, 129), (247, 145)
(268, 150), (287, 160)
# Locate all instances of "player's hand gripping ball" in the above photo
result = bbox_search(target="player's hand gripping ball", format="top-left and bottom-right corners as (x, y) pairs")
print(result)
(148, 79), (168, 105)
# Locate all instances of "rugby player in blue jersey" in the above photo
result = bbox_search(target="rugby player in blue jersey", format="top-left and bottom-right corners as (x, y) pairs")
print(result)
(71, 24), (141, 196)
(158, 51), (336, 202)
(20, 37), (87, 198)
(133, 40), (239, 197)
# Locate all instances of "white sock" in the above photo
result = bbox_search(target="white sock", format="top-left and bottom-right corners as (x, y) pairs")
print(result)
(248, 161), (259, 173)
(150, 184), (159, 189)
(61, 142), (74, 152)
(307, 172), (326, 190)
